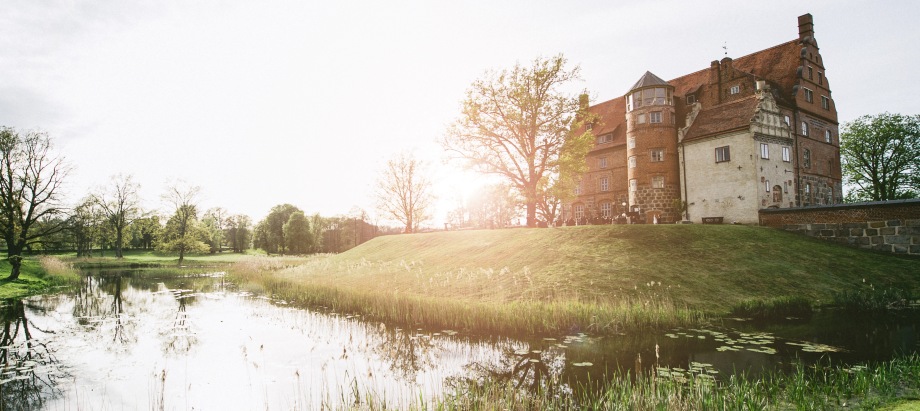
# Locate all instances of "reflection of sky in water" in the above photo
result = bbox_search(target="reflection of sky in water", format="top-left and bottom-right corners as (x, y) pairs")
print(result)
(19, 276), (514, 409)
(3, 273), (918, 408)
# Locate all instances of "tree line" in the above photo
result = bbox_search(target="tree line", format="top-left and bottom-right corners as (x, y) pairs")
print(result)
(2, 56), (916, 278)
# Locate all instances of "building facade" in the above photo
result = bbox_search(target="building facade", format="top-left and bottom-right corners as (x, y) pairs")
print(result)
(567, 13), (842, 224)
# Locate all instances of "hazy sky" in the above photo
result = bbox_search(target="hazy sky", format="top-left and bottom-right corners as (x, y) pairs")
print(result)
(2, 1), (918, 226)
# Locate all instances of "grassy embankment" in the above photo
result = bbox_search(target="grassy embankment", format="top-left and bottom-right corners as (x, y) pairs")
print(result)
(66, 249), (256, 269)
(0, 250), (253, 298)
(0, 256), (80, 299)
(229, 224), (920, 336)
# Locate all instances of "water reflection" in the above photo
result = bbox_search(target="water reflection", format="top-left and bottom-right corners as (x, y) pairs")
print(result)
(0, 299), (66, 410)
(0, 270), (916, 409)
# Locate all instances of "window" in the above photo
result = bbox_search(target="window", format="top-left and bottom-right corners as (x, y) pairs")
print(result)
(818, 71), (824, 85)
(824, 129), (832, 143)
(804, 88), (814, 103)
(597, 134), (613, 144)
(600, 177), (609, 192)
(650, 148), (664, 162)
(629, 179), (637, 192)
(782, 146), (791, 162)
(784, 115), (790, 126)
(807, 66), (813, 80)
(637, 113), (646, 124)
(821, 96), (830, 110)
(715, 146), (731, 163)
(650, 111), (662, 124)
(652, 175), (664, 189)
(730, 85), (740, 95)
(765, 180), (771, 192)
(627, 137), (636, 149)
(628, 156), (636, 168)
(801, 121), (809, 136)
(574, 181), (582, 195)
(686, 94), (697, 105)
(803, 149), (811, 168)
(586, 122), (592, 131)
(600, 202), (612, 218)
(783, 181), (789, 193)
(805, 183), (812, 202)
(574, 204), (585, 220)
(599, 157), (608, 169)
(760, 143), (770, 159)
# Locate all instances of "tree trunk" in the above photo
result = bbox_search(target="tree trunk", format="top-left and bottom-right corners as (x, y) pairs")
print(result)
(115, 229), (124, 258)
(5, 251), (23, 281)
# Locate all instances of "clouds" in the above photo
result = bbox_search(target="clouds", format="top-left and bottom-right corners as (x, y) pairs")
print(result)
(2, 1), (919, 225)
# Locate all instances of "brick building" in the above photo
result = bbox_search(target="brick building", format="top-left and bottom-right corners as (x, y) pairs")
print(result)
(567, 13), (842, 224)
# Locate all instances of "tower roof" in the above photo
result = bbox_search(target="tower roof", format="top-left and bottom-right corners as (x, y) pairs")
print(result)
(628, 71), (670, 91)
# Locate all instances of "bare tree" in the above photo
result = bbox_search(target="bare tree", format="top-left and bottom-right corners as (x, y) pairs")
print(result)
(376, 153), (434, 233)
(0, 127), (70, 280)
(92, 174), (143, 258)
(443, 55), (594, 227)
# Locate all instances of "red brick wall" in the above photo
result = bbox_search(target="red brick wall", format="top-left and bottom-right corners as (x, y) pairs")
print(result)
(759, 200), (920, 256)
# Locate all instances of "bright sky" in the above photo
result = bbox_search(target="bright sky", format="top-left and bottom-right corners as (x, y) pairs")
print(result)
(2, 1), (918, 227)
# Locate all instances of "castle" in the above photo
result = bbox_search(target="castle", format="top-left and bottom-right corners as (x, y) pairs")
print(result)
(567, 13), (842, 224)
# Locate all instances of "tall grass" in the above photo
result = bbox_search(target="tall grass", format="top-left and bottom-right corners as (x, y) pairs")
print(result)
(434, 354), (920, 410)
(229, 255), (704, 336)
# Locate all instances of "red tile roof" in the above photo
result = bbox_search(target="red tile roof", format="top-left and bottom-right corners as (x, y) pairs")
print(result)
(587, 38), (800, 146)
(681, 95), (759, 142)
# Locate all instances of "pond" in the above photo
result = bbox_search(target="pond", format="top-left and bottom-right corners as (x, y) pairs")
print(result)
(1, 269), (918, 409)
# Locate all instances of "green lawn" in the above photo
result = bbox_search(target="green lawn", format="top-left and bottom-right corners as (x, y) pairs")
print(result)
(229, 225), (920, 335)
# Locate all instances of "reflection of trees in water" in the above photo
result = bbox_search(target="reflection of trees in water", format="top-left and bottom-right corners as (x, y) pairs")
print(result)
(160, 291), (198, 354)
(72, 275), (138, 349)
(374, 327), (439, 381)
(450, 340), (568, 396)
(0, 299), (66, 410)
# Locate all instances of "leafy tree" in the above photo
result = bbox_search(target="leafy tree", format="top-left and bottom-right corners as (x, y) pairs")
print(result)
(70, 197), (105, 257)
(375, 152), (434, 233)
(0, 127), (70, 280)
(283, 210), (313, 254)
(841, 113), (920, 201)
(224, 214), (252, 253)
(92, 174), (143, 258)
(443, 55), (595, 227)
(254, 204), (301, 255)
(202, 207), (228, 253)
(128, 216), (161, 250)
(158, 183), (207, 265)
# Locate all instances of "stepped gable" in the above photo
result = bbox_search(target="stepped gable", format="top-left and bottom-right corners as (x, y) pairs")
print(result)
(586, 96), (627, 145)
(681, 95), (759, 142)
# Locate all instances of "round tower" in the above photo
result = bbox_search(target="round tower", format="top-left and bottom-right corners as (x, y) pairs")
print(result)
(625, 71), (681, 223)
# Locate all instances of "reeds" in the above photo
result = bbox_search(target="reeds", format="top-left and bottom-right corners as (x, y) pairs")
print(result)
(227, 255), (705, 336)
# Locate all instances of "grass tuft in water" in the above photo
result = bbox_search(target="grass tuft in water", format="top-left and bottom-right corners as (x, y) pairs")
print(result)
(729, 296), (814, 321)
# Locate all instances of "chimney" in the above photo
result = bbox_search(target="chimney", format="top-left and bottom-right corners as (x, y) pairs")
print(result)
(720, 56), (733, 74)
(798, 13), (814, 41)
(709, 60), (720, 85)
(579, 92), (590, 109)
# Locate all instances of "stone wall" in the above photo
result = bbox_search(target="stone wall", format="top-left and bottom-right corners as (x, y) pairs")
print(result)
(758, 199), (920, 256)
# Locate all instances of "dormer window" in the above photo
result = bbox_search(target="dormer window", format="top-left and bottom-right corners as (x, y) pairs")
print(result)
(730, 85), (740, 95)
(686, 94), (697, 105)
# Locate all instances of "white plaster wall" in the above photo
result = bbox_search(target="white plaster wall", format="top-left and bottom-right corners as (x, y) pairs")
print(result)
(681, 130), (761, 224)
